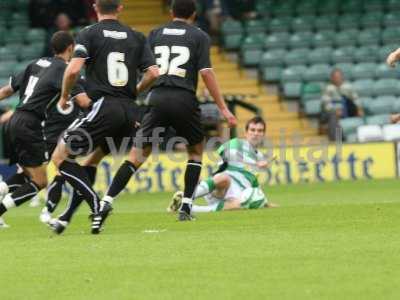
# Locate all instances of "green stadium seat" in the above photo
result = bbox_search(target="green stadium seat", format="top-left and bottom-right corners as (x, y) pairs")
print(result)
(296, 1), (318, 16)
(0, 47), (18, 62)
(25, 28), (47, 44)
(3, 27), (26, 44)
(311, 32), (334, 48)
(373, 79), (400, 97)
(221, 19), (243, 50)
(9, 12), (29, 27)
(264, 32), (290, 50)
(308, 47), (332, 65)
(366, 96), (396, 115)
(19, 43), (44, 61)
(304, 64), (331, 82)
(387, 0), (400, 11)
(317, 2), (340, 15)
(383, 13), (400, 28)
(360, 12), (383, 29)
(341, 0), (363, 14)
(240, 35), (265, 67)
(339, 117), (365, 139)
(365, 114), (391, 126)
(334, 63), (354, 80)
(284, 49), (309, 66)
(314, 16), (337, 31)
(301, 82), (324, 103)
(259, 49), (286, 67)
(269, 17), (292, 33)
(304, 99), (322, 116)
(353, 79), (375, 97)
(352, 63), (377, 80)
(354, 46), (379, 63)
(331, 47), (355, 64)
(357, 29), (381, 47)
(378, 44), (397, 61)
(244, 19), (265, 34)
(291, 17), (314, 33)
(363, 0), (385, 12)
(271, 3), (295, 17)
(381, 28), (400, 45)
(261, 66), (282, 82)
(356, 97), (374, 111)
(255, 1), (272, 17)
(393, 98), (400, 112)
(337, 14), (361, 30)
(282, 82), (303, 98)
(281, 65), (307, 82)
(0, 77), (10, 86)
(0, 62), (16, 77)
(334, 30), (359, 47)
(375, 63), (399, 79)
(288, 32), (313, 49)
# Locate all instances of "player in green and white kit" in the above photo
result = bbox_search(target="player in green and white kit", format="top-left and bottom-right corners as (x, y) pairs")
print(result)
(168, 116), (277, 213)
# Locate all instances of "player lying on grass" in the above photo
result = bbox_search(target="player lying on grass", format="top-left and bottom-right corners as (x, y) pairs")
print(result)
(0, 31), (91, 228)
(168, 116), (277, 213)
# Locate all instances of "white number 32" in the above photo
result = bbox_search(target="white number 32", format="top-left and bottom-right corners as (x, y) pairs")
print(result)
(154, 46), (190, 78)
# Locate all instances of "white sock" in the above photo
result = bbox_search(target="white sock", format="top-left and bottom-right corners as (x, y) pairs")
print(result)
(192, 203), (219, 213)
(193, 180), (213, 199)
(0, 181), (9, 196)
(182, 197), (193, 205)
(2, 194), (16, 209)
(102, 195), (114, 205)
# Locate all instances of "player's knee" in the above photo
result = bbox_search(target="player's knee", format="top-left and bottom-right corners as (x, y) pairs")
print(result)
(214, 173), (230, 189)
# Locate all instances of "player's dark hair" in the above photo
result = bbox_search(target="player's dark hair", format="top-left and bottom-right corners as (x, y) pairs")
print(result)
(245, 116), (266, 132)
(171, 0), (196, 19)
(96, 0), (121, 14)
(51, 31), (74, 55)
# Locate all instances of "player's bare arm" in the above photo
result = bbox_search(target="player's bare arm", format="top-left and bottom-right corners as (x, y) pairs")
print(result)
(59, 58), (86, 109)
(136, 65), (160, 94)
(0, 84), (14, 100)
(73, 93), (92, 108)
(200, 68), (237, 128)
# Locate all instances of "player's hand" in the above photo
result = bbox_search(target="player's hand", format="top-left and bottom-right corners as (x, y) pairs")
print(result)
(387, 51), (398, 68)
(57, 97), (73, 115)
(391, 114), (400, 124)
(257, 160), (269, 169)
(221, 108), (237, 128)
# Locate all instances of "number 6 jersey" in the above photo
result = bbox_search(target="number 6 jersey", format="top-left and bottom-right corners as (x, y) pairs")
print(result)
(148, 20), (212, 94)
(73, 19), (156, 101)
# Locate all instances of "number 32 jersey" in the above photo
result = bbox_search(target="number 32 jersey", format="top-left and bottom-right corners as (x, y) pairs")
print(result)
(148, 20), (212, 93)
(73, 19), (156, 101)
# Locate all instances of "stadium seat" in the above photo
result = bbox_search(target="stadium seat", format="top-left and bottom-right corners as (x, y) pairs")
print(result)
(271, 2), (296, 17)
(365, 114), (391, 126)
(291, 17), (314, 33)
(241, 36), (264, 67)
(311, 32), (334, 48)
(259, 49), (286, 67)
(317, 1), (340, 15)
(289, 32), (313, 49)
(382, 124), (400, 141)
(381, 28), (400, 45)
(19, 43), (44, 61)
(308, 47), (332, 65)
(314, 16), (337, 31)
(0, 77), (9, 86)
(0, 62), (15, 77)
(331, 47), (355, 64)
(221, 19), (243, 50)
(0, 47), (18, 62)
(304, 64), (331, 82)
(366, 96), (396, 114)
(356, 97), (374, 111)
(352, 63), (377, 80)
(334, 30), (359, 47)
(339, 117), (365, 139)
(357, 29), (381, 47)
(244, 19), (265, 34)
(282, 82), (303, 99)
(383, 13), (400, 27)
(387, 0), (400, 11)
(337, 14), (361, 30)
(353, 79), (375, 97)
(373, 79), (400, 97)
(357, 125), (383, 142)
(9, 12), (29, 27)
(261, 66), (282, 82)
(375, 63), (399, 79)
(354, 46), (379, 63)
(25, 28), (47, 44)
(360, 12), (383, 29)
(296, 1), (318, 16)
(284, 49), (309, 66)
(341, 0), (363, 14)
(334, 63), (354, 80)
(269, 17), (292, 33)
(378, 44), (398, 61)
(363, 0), (385, 12)
(392, 98), (400, 112)
(301, 82), (324, 103)
(281, 65), (307, 82)
(3, 27), (26, 44)
(304, 99), (322, 116)
(264, 32), (290, 50)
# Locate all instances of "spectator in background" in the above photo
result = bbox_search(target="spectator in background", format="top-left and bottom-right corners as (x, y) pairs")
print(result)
(43, 13), (73, 56)
(322, 69), (363, 140)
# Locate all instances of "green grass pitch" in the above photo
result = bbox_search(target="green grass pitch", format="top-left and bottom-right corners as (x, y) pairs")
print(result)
(1, 179), (400, 300)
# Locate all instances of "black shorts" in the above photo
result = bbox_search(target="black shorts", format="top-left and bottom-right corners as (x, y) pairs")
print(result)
(137, 87), (204, 147)
(63, 96), (142, 156)
(4, 111), (48, 167)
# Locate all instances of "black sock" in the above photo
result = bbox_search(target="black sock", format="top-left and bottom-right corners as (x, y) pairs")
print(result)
(106, 160), (136, 198)
(0, 203), (6, 216)
(59, 166), (97, 222)
(183, 160), (202, 199)
(59, 161), (100, 214)
(5, 173), (28, 193)
(13, 181), (41, 207)
(46, 175), (65, 213)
